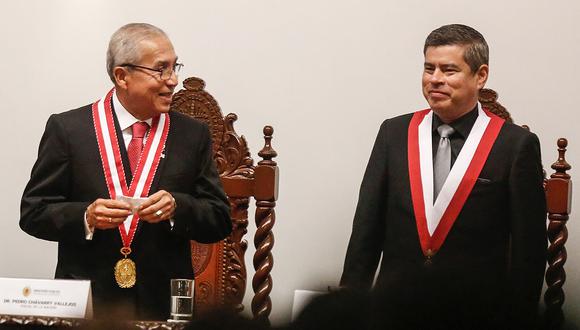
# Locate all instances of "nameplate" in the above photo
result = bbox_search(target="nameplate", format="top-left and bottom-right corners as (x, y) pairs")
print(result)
(0, 278), (92, 319)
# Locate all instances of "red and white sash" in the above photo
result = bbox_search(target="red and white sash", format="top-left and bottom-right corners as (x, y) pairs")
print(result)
(407, 106), (504, 257)
(92, 88), (170, 247)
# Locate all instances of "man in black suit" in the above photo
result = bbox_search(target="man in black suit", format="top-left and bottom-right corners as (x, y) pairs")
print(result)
(341, 24), (546, 329)
(20, 23), (231, 320)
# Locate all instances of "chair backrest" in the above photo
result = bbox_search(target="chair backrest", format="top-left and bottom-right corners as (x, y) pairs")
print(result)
(479, 88), (572, 330)
(170, 77), (279, 324)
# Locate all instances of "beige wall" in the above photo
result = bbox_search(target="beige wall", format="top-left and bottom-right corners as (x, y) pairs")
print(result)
(1, 0), (578, 327)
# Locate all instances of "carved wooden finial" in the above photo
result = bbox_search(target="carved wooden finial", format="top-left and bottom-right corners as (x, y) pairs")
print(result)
(478, 88), (513, 123)
(258, 126), (277, 166)
(183, 77), (206, 91)
(478, 88), (499, 103)
(227, 113), (239, 122)
(544, 136), (571, 330)
(223, 113), (239, 136)
(551, 138), (571, 179)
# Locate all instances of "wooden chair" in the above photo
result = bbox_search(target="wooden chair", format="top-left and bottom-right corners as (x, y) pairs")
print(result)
(479, 89), (572, 330)
(170, 77), (279, 324)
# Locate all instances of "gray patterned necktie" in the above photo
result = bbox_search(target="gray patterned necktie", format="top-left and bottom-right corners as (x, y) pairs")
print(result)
(434, 124), (455, 201)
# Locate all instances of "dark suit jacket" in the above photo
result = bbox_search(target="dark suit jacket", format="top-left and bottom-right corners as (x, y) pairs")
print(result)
(341, 112), (546, 329)
(20, 103), (232, 320)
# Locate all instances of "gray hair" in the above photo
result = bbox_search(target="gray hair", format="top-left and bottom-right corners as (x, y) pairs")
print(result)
(424, 24), (489, 74)
(106, 23), (168, 83)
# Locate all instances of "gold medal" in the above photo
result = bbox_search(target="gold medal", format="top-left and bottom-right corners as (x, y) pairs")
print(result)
(114, 247), (136, 288)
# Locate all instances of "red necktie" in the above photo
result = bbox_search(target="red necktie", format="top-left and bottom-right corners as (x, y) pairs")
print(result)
(127, 121), (149, 175)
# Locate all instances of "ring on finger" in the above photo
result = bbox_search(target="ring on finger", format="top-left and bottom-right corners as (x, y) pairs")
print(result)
(107, 217), (112, 223)
(155, 210), (163, 217)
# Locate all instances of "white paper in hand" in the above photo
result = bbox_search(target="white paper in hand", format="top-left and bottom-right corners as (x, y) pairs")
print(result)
(116, 195), (148, 214)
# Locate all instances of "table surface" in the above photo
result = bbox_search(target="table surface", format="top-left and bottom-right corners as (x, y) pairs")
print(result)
(0, 314), (190, 329)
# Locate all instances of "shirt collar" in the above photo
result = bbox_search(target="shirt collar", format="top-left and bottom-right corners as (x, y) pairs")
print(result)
(432, 103), (479, 139)
(112, 90), (153, 131)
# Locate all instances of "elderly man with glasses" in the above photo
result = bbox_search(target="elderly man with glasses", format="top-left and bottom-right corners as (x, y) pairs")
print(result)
(20, 23), (231, 320)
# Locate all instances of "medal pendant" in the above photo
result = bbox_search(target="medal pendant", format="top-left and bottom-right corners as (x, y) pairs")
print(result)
(114, 247), (136, 288)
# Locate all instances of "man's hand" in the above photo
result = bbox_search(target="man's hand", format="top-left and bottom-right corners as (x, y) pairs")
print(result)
(138, 190), (176, 223)
(86, 198), (132, 230)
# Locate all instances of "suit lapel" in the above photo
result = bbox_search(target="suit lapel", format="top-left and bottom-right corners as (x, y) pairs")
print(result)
(149, 111), (171, 193)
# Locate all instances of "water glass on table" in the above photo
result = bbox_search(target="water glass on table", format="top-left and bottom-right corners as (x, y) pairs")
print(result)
(168, 278), (194, 322)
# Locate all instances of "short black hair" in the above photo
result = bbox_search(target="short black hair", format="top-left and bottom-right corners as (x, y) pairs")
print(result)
(424, 24), (489, 73)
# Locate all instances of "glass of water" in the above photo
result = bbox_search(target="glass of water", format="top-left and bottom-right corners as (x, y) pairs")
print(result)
(168, 278), (194, 322)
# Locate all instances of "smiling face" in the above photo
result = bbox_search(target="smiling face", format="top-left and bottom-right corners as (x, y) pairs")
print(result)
(422, 44), (488, 122)
(114, 36), (178, 120)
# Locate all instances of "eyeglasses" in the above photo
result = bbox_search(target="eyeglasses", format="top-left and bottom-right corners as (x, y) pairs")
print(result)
(121, 62), (184, 80)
